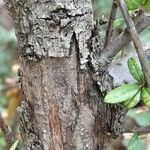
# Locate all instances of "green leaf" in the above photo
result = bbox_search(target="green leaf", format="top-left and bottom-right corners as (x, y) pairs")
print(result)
(127, 109), (150, 127)
(123, 90), (141, 108)
(125, 0), (141, 10)
(127, 133), (147, 150)
(128, 133), (139, 147)
(128, 58), (144, 83)
(135, 111), (150, 127)
(142, 88), (150, 106)
(140, 0), (146, 4)
(0, 136), (5, 149)
(104, 84), (141, 103)
(136, 0), (145, 5)
(10, 140), (19, 150)
(128, 139), (146, 150)
(143, 0), (150, 10)
(127, 109), (138, 118)
(125, 0), (150, 11)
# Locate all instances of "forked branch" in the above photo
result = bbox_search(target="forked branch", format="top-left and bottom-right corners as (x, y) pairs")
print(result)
(117, 0), (150, 86)
(99, 13), (150, 66)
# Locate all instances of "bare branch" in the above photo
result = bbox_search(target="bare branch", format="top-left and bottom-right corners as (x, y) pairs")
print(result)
(104, 0), (118, 48)
(123, 127), (150, 135)
(0, 113), (14, 145)
(99, 13), (150, 65)
(118, 0), (150, 86)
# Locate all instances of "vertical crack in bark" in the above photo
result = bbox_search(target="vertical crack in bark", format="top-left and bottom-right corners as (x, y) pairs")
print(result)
(73, 32), (84, 105)
(70, 31), (96, 150)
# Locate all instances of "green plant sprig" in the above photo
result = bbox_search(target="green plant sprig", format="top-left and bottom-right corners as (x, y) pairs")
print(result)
(104, 57), (150, 108)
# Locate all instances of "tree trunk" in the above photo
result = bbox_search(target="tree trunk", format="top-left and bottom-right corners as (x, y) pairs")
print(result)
(4, 0), (125, 149)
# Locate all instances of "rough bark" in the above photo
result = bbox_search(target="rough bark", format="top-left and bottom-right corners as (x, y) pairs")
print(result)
(4, 0), (125, 149)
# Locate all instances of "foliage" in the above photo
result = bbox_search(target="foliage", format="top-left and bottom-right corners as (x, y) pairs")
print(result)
(104, 83), (141, 104)
(0, 27), (17, 78)
(0, 25), (17, 148)
(142, 88), (150, 106)
(122, 91), (141, 108)
(104, 1), (150, 149)
(105, 57), (150, 108)
(125, 0), (150, 11)
(128, 58), (144, 83)
(127, 133), (147, 150)
(127, 109), (150, 127)
(0, 135), (5, 150)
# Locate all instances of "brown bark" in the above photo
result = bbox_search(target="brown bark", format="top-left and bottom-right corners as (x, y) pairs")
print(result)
(4, 0), (125, 149)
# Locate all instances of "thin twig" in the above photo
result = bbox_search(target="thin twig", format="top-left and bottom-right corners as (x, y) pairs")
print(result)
(117, 0), (150, 86)
(0, 113), (14, 145)
(99, 13), (150, 65)
(104, 0), (118, 48)
(123, 127), (150, 135)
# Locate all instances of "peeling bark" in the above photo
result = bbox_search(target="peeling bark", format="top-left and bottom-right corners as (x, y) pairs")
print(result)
(4, 0), (126, 149)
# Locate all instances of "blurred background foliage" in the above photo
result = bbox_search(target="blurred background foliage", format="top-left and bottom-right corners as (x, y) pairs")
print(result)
(0, 0), (149, 149)
(0, 1), (21, 149)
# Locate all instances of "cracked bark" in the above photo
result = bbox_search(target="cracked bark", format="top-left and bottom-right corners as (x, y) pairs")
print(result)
(4, 0), (126, 149)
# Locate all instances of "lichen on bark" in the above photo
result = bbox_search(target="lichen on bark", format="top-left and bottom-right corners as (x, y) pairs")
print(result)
(5, 0), (94, 66)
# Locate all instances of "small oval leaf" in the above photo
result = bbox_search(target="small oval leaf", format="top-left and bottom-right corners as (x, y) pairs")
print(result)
(142, 88), (150, 107)
(104, 84), (141, 103)
(128, 58), (144, 83)
(123, 90), (141, 108)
